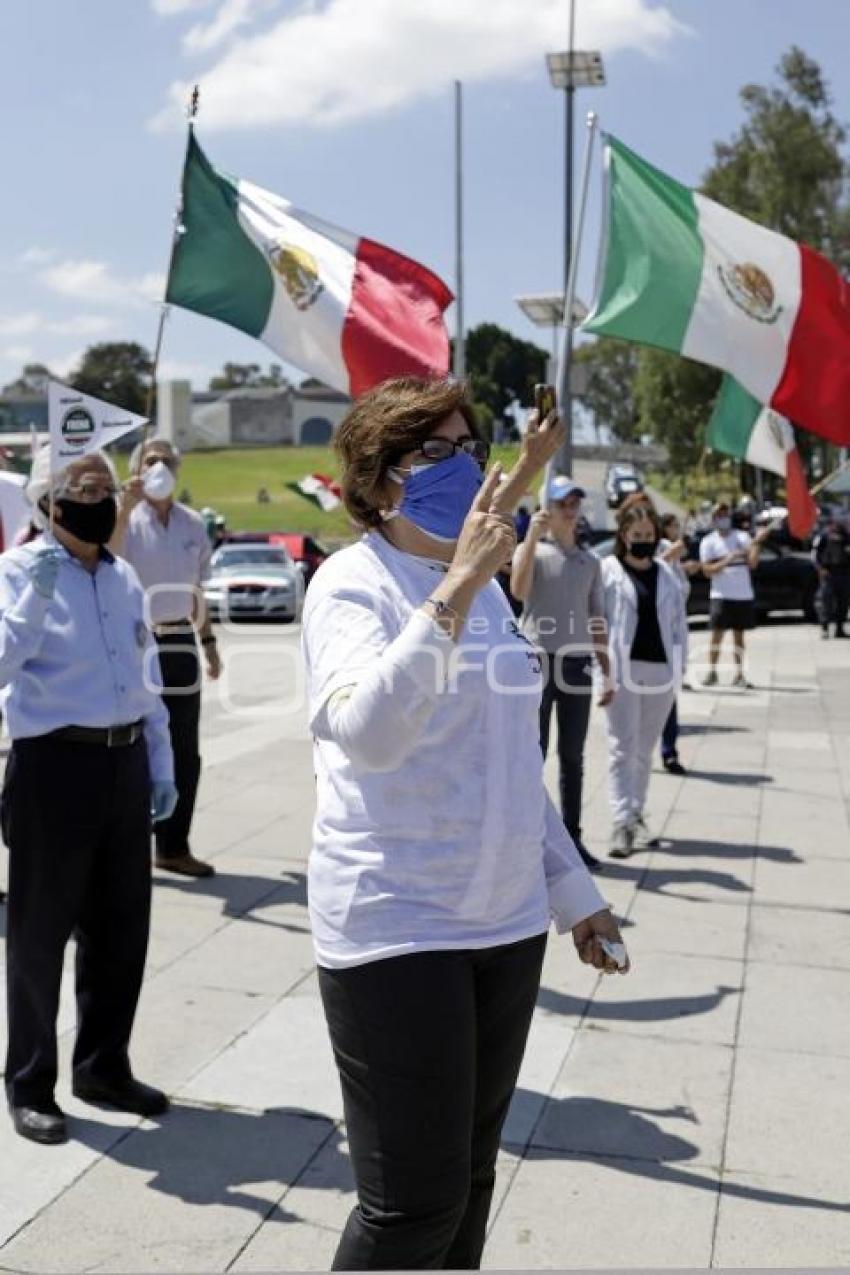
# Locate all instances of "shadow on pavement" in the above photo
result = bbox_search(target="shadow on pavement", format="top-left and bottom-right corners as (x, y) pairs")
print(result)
(601, 861), (752, 900)
(654, 838), (799, 864)
(682, 769), (773, 786)
(536, 983), (740, 1023)
(677, 722), (747, 736)
(73, 1103), (347, 1219)
(153, 868), (308, 931)
(507, 1090), (850, 1213)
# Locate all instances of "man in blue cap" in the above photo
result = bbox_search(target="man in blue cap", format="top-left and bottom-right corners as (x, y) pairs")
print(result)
(511, 475), (613, 871)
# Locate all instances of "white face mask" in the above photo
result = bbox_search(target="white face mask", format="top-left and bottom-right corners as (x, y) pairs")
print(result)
(143, 460), (176, 500)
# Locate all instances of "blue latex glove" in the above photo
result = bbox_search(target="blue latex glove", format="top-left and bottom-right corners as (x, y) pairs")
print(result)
(150, 781), (178, 824)
(27, 547), (61, 600)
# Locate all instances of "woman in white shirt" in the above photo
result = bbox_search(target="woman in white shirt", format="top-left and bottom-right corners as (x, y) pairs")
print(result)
(600, 502), (688, 858)
(303, 376), (628, 1271)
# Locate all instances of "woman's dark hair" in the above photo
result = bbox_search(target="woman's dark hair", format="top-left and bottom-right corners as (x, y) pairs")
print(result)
(614, 501), (661, 560)
(335, 377), (479, 529)
(660, 512), (679, 536)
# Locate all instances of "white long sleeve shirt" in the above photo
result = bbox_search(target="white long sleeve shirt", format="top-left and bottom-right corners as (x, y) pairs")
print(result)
(302, 532), (605, 969)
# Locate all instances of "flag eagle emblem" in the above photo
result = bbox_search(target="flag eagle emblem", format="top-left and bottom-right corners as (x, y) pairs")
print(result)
(269, 242), (323, 311)
(717, 261), (782, 324)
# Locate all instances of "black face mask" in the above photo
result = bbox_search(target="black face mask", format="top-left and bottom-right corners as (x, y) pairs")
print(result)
(627, 541), (656, 560)
(55, 497), (117, 545)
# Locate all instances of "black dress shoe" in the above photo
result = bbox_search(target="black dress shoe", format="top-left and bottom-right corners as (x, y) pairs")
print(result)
(72, 1076), (169, 1117)
(662, 756), (687, 776)
(10, 1103), (67, 1145)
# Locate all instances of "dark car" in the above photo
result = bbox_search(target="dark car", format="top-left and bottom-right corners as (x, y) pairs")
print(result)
(605, 463), (644, 509)
(592, 536), (818, 620)
(224, 531), (331, 585)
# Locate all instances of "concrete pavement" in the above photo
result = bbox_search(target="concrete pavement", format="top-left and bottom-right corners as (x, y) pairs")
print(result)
(1, 616), (849, 1269)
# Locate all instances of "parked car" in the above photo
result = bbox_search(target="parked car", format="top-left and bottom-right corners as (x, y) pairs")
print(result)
(605, 463), (644, 509)
(592, 535), (818, 620)
(224, 530), (331, 584)
(204, 543), (305, 622)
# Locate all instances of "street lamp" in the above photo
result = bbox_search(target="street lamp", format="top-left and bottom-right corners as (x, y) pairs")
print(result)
(515, 292), (589, 366)
(546, 1), (605, 475)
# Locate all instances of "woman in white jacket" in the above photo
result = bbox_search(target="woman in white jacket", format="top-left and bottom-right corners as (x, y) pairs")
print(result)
(600, 502), (688, 858)
(302, 377), (629, 1271)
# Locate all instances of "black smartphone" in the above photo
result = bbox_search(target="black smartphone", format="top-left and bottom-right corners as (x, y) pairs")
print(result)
(534, 383), (556, 422)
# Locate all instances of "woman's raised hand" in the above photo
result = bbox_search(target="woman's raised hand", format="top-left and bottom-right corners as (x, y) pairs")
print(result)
(449, 465), (517, 588)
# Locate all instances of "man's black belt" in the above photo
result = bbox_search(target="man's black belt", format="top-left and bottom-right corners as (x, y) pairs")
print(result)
(47, 721), (144, 748)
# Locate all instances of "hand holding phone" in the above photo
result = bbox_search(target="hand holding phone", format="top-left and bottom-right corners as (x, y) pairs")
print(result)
(534, 383), (557, 423)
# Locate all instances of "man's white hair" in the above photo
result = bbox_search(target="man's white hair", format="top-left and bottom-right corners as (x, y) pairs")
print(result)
(129, 436), (181, 475)
(26, 445), (118, 529)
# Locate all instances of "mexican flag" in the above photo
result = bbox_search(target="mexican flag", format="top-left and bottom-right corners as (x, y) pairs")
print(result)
(707, 375), (818, 539)
(167, 134), (453, 398)
(286, 473), (342, 513)
(583, 136), (850, 447)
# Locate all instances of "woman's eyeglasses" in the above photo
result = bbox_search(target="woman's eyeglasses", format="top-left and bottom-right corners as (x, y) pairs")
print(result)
(416, 437), (491, 466)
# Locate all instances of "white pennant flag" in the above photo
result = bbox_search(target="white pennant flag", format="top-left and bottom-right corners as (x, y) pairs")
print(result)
(48, 380), (148, 466)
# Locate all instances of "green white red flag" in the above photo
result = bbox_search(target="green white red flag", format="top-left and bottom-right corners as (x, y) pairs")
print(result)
(166, 134), (452, 397)
(583, 135), (850, 447)
(286, 473), (342, 512)
(707, 375), (818, 539)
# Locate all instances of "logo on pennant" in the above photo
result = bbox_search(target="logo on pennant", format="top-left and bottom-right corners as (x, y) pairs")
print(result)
(765, 409), (793, 453)
(269, 242), (323, 311)
(60, 406), (96, 449)
(717, 262), (782, 324)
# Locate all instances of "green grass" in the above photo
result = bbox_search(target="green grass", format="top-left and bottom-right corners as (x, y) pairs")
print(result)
(118, 444), (523, 542)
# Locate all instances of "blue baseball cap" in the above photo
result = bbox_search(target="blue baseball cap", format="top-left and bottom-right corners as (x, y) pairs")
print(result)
(546, 475), (586, 503)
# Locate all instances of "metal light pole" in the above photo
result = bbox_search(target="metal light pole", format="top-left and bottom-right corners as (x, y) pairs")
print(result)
(453, 80), (466, 381)
(546, 3), (604, 475)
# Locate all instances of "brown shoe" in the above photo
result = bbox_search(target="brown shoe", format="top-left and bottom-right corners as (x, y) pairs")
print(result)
(154, 853), (215, 878)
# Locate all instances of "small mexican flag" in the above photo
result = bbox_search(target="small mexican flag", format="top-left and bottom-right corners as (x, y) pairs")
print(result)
(707, 375), (818, 539)
(167, 134), (452, 398)
(583, 136), (850, 447)
(286, 473), (342, 513)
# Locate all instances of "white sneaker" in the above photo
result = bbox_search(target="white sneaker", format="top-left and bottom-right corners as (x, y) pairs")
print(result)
(609, 824), (634, 859)
(631, 816), (658, 849)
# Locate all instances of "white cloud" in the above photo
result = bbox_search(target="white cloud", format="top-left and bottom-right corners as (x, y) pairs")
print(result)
(39, 259), (166, 309)
(1, 344), (35, 364)
(152, 0), (211, 14)
(0, 313), (42, 337)
(183, 0), (268, 54)
(16, 247), (55, 268)
(151, 0), (688, 131)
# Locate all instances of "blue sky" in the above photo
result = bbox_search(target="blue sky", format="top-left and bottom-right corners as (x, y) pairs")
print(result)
(1, 0), (849, 398)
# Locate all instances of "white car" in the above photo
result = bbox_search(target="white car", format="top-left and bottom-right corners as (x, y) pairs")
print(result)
(204, 543), (305, 622)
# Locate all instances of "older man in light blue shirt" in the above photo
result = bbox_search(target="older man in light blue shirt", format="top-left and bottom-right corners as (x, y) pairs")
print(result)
(1, 446), (176, 1146)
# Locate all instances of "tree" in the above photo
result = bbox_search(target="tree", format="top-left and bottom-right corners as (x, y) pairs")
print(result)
(635, 47), (850, 476)
(634, 349), (721, 474)
(71, 342), (153, 415)
(573, 339), (640, 442)
(208, 361), (288, 391)
(2, 362), (55, 395)
(460, 323), (548, 424)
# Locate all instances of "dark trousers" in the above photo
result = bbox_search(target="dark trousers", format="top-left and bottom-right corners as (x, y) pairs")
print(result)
(539, 653), (592, 841)
(319, 932), (547, 1270)
(3, 736), (152, 1108)
(154, 631), (202, 860)
(661, 699), (679, 760)
(822, 572), (850, 632)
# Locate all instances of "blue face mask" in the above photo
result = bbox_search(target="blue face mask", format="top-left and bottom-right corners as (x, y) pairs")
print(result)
(394, 451), (484, 543)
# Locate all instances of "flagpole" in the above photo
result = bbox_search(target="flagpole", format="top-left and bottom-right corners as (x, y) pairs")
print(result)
(453, 80), (466, 382)
(548, 108), (599, 489)
(145, 84), (200, 425)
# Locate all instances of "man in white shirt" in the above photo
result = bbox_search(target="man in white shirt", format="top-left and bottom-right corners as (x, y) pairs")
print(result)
(112, 439), (221, 878)
(699, 501), (770, 688)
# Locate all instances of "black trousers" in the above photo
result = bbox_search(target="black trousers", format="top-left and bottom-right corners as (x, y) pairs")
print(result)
(539, 653), (593, 841)
(822, 571), (850, 632)
(154, 631), (202, 860)
(319, 933), (547, 1270)
(661, 699), (679, 760)
(2, 735), (152, 1108)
